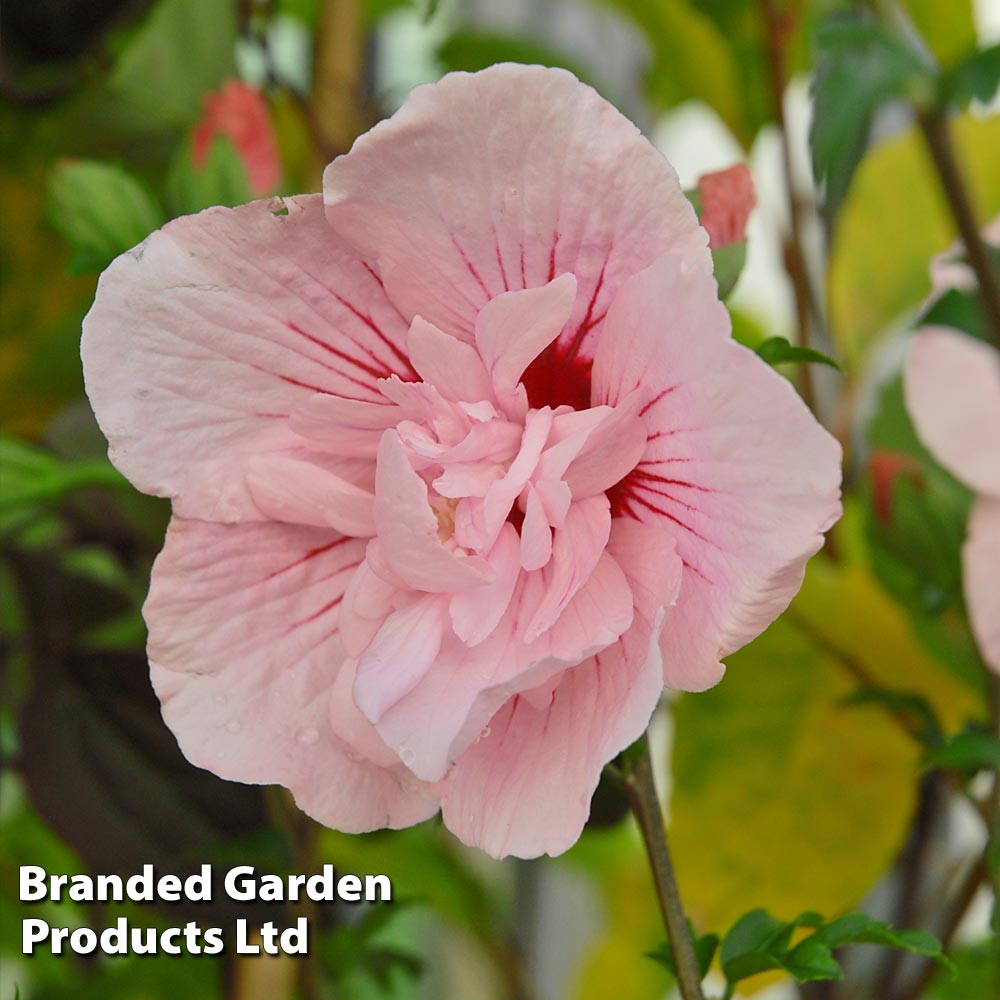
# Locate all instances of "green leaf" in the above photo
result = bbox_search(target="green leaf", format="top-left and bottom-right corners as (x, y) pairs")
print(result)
(713, 241), (747, 299)
(928, 939), (998, 999)
(755, 336), (843, 371)
(166, 135), (252, 216)
(920, 286), (991, 342)
(647, 922), (719, 979)
(924, 727), (1000, 772)
(720, 908), (951, 991)
(599, 0), (752, 145)
(46, 160), (164, 274)
(437, 31), (598, 91)
(840, 686), (945, 748)
(943, 44), (1000, 106)
(44, 0), (238, 160)
(0, 435), (128, 537)
(811, 12), (933, 219)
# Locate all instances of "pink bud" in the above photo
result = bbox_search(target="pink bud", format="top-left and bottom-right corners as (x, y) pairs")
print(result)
(192, 80), (281, 195)
(696, 163), (756, 248)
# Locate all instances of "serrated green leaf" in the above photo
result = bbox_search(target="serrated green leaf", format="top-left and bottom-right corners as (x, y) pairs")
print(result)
(755, 336), (843, 371)
(721, 908), (951, 990)
(46, 160), (164, 275)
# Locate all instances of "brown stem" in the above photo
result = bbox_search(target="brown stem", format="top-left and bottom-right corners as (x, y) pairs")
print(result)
(918, 110), (1000, 349)
(311, 0), (366, 159)
(876, 772), (946, 1000)
(892, 855), (989, 1000)
(917, 98), (1000, 935)
(621, 740), (706, 1000)
(268, 788), (325, 1000)
(760, 0), (820, 414)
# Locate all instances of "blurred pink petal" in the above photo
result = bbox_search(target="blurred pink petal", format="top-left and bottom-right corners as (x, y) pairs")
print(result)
(904, 327), (1000, 676)
(904, 328), (1000, 495)
(965, 498), (1000, 675)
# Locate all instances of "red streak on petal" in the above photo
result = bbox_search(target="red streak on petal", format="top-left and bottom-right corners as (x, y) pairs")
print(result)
(266, 537), (353, 580)
(284, 320), (389, 381)
(564, 260), (607, 365)
(321, 287), (416, 378)
(450, 234), (491, 298)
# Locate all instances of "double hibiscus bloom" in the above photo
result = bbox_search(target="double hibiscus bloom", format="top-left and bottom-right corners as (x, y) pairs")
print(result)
(83, 66), (841, 858)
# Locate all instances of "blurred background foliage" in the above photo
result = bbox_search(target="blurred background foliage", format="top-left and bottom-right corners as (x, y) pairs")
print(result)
(1, 1), (999, 998)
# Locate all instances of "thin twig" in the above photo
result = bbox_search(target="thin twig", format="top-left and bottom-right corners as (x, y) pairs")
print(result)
(918, 110), (1000, 349)
(621, 739), (706, 1000)
(759, 0), (820, 414)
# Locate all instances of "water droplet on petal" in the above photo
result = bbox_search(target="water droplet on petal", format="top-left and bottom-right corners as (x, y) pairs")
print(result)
(400, 746), (415, 766)
(298, 727), (319, 745)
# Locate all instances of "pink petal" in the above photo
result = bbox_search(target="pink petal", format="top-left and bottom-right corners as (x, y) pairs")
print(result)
(408, 316), (493, 403)
(247, 454), (375, 536)
(353, 594), (449, 722)
(440, 519), (682, 859)
(372, 548), (634, 783)
(592, 255), (842, 691)
(475, 274), (578, 394)
(82, 195), (412, 522)
(324, 65), (708, 372)
(522, 495), (612, 641)
(520, 485), (553, 570)
(145, 517), (438, 831)
(450, 524), (522, 646)
(903, 328), (1000, 496)
(965, 497), (1000, 675)
(374, 430), (494, 592)
(561, 394), (647, 498)
(339, 554), (397, 657)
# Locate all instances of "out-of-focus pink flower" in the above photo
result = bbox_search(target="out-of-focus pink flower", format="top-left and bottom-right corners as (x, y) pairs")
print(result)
(696, 164), (756, 248)
(905, 329), (1000, 674)
(82, 66), (841, 859)
(868, 449), (923, 527)
(192, 80), (281, 195)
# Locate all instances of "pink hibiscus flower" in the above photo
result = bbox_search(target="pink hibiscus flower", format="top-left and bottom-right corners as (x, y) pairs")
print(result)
(82, 66), (841, 859)
(904, 329), (1000, 674)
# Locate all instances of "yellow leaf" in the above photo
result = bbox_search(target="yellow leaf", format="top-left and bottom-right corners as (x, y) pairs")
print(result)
(828, 113), (1000, 368)
(900, 0), (977, 67)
